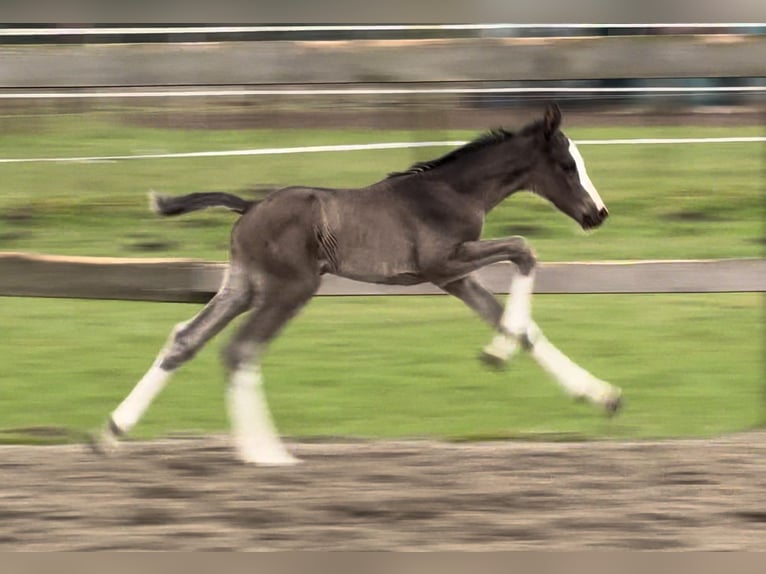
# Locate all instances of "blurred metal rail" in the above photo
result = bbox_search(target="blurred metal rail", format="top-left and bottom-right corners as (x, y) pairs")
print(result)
(1, 25), (762, 47)
(0, 253), (763, 303)
(2, 24), (762, 36)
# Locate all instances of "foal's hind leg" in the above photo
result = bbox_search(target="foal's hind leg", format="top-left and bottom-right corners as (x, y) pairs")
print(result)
(221, 273), (320, 465)
(94, 266), (253, 452)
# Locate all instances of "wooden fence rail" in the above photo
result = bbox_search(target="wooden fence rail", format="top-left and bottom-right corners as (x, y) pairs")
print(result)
(2, 36), (766, 89)
(0, 253), (764, 304)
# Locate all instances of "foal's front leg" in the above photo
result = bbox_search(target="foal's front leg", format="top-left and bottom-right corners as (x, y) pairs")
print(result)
(435, 239), (622, 414)
(524, 320), (622, 413)
(431, 236), (537, 362)
(440, 274), (520, 367)
(486, 268), (536, 364)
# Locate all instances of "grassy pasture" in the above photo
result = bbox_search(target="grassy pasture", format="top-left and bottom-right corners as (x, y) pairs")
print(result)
(0, 293), (761, 443)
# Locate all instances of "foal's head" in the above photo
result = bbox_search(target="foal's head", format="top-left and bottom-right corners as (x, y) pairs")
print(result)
(524, 104), (609, 230)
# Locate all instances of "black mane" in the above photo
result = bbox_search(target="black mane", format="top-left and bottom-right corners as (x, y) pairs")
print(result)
(386, 128), (517, 179)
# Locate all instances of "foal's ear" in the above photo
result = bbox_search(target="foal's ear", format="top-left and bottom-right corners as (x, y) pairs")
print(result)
(543, 103), (562, 140)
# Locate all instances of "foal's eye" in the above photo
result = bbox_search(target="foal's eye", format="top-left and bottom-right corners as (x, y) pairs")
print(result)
(562, 162), (577, 174)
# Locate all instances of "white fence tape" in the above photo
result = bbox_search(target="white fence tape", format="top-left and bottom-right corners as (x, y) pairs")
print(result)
(0, 137), (763, 165)
(1, 86), (764, 99)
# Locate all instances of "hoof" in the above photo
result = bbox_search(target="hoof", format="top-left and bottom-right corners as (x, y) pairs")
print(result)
(87, 430), (119, 456)
(240, 453), (302, 466)
(262, 455), (302, 467)
(604, 393), (623, 417)
(87, 418), (122, 456)
(478, 351), (507, 370)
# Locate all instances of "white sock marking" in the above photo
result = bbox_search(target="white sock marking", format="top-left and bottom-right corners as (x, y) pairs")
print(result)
(483, 272), (534, 365)
(568, 138), (606, 211)
(483, 333), (520, 362)
(227, 365), (299, 465)
(147, 190), (161, 214)
(527, 322), (619, 405)
(111, 359), (173, 433)
(504, 272), (534, 337)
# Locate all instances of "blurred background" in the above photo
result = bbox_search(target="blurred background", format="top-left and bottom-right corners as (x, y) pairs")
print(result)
(0, 24), (763, 443)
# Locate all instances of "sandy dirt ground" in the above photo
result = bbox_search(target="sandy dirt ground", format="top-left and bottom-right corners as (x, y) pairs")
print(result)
(1, 432), (765, 551)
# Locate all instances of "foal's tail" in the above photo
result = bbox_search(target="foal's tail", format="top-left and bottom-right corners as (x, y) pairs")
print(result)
(149, 191), (257, 217)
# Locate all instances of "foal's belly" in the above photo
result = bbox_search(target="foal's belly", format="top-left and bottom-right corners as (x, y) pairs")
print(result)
(331, 236), (425, 285)
(320, 190), (437, 285)
(332, 268), (425, 286)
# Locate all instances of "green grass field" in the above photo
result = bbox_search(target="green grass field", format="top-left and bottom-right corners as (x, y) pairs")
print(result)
(0, 112), (763, 443)
(0, 293), (762, 443)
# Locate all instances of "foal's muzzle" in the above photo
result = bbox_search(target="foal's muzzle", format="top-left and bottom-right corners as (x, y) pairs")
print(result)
(581, 207), (609, 231)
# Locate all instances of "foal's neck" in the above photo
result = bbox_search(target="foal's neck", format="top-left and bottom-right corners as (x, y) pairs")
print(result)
(447, 137), (535, 213)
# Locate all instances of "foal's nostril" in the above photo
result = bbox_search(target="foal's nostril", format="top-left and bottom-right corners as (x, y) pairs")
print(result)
(598, 207), (609, 219)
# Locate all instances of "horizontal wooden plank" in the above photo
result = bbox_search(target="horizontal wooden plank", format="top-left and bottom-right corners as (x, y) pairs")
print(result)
(0, 252), (224, 303)
(1, 36), (765, 89)
(0, 253), (763, 303)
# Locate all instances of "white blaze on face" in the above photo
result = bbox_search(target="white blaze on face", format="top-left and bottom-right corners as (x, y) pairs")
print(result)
(567, 138), (606, 211)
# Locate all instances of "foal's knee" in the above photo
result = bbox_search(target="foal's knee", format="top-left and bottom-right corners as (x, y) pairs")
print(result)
(513, 238), (537, 276)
